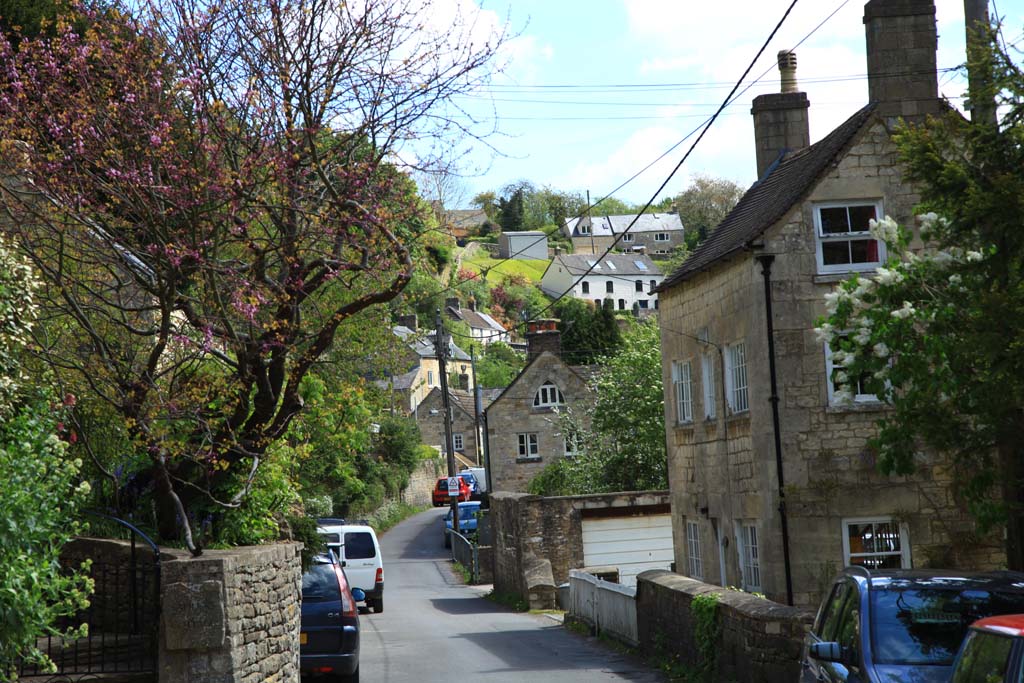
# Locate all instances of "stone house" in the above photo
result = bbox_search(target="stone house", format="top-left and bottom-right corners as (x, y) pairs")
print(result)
(445, 297), (509, 347)
(654, 0), (1000, 608)
(375, 316), (474, 414)
(540, 253), (663, 313)
(485, 320), (596, 492)
(416, 385), (502, 464)
(563, 213), (684, 256)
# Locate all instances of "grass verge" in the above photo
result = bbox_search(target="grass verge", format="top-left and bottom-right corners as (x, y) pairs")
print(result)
(485, 589), (529, 612)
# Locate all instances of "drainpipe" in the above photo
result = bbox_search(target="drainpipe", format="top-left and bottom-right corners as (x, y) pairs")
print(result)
(756, 254), (794, 606)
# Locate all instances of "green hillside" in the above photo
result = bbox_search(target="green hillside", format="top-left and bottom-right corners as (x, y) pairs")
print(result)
(462, 256), (550, 285)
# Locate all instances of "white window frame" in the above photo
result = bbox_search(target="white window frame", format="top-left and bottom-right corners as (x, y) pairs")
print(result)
(533, 381), (565, 408)
(654, 232), (670, 242)
(702, 353), (717, 420)
(635, 280), (644, 292)
(672, 361), (693, 424)
(453, 433), (464, 451)
(579, 223), (590, 235)
(842, 517), (911, 569)
(735, 522), (761, 592)
(605, 281), (614, 294)
(824, 339), (880, 405)
(724, 342), (749, 414)
(814, 200), (887, 275)
(621, 233), (634, 243)
(581, 281), (590, 294)
(563, 429), (581, 457)
(427, 370), (435, 386)
(517, 433), (539, 459)
(686, 521), (703, 580)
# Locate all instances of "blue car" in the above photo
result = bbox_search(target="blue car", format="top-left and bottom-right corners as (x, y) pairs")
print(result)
(443, 501), (481, 548)
(458, 472), (481, 500)
(300, 553), (365, 681)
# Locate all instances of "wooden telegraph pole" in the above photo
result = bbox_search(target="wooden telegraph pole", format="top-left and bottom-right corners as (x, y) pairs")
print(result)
(434, 310), (460, 533)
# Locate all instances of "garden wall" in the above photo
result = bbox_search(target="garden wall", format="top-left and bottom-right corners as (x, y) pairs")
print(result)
(635, 570), (813, 683)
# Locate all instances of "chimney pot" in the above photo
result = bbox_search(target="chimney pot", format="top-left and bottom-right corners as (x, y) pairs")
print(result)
(445, 297), (460, 312)
(525, 319), (561, 362)
(778, 50), (798, 93)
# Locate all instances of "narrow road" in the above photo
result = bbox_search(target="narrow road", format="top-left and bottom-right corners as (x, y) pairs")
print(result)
(358, 508), (664, 682)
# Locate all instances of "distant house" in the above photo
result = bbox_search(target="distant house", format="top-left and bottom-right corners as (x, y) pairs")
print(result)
(485, 320), (596, 493)
(498, 231), (548, 260)
(430, 203), (489, 242)
(416, 386), (502, 464)
(375, 315), (474, 414)
(445, 297), (509, 347)
(540, 253), (663, 312)
(563, 213), (684, 255)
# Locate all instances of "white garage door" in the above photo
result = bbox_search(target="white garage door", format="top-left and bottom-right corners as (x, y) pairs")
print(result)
(581, 514), (674, 587)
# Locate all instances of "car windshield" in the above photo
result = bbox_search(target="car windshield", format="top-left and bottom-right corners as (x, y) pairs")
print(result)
(302, 564), (340, 603)
(460, 474), (476, 484)
(871, 587), (1024, 665)
(344, 531), (376, 559)
(951, 630), (1015, 683)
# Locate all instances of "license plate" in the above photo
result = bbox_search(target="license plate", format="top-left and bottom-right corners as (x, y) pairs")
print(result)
(300, 632), (307, 645)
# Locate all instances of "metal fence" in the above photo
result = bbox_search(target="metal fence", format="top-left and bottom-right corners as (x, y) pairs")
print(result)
(18, 513), (160, 682)
(568, 569), (638, 646)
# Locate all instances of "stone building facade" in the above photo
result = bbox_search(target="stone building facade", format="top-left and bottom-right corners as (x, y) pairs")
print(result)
(416, 386), (501, 464)
(563, 213), (684, 256)
(655, 0), (1001, 608)
(485, 321), (595, 493)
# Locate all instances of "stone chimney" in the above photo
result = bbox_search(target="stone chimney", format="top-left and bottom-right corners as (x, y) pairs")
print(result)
(863, 0), (941, 124)
(751, 51), (810, 179)
(397, 313), (417, 331)
(445, 296), (460, 312)
(468, 297), (477, 312)
(526, 319), (561, 363)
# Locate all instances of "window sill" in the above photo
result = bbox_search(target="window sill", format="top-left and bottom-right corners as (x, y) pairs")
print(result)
(813, 269), (880, 284)
(826, 401), (888, 414)
(516, 456), (542, 464)
(532, 405), (561, 413)
(674, 421), (695, 430)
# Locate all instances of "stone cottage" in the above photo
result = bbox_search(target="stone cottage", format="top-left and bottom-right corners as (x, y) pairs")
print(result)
(654, 0), (1001, 608)
(416, 385), (502, 464)
(563, 213), (684, 256)
(485, 320), (596, 492)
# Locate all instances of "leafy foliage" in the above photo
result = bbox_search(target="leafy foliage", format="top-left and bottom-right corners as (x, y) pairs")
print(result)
(475, 341), (525, 389)
(0, 240), (92, 677)
(554, 297), (623, 365)
(819, 32), (1024, 567)
(674, 174), (746, 250)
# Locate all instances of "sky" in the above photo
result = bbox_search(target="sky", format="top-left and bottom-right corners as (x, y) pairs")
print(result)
(430, 0), (1024, 209)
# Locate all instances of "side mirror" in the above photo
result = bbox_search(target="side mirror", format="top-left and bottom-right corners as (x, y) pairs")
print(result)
(809, 642), (847, 664)
(351, 588), (366, 602)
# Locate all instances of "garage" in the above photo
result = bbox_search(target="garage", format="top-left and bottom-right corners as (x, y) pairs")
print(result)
(581, 513), (674, 586)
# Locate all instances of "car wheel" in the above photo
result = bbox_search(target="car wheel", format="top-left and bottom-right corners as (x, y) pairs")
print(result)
(371, 597), (383, 613)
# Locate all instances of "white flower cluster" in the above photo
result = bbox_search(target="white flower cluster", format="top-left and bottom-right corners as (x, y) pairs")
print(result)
(869, 215), (900, 245)
(891, 301), (916, 320)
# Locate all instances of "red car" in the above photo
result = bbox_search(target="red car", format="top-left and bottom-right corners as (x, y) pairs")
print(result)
(432, 476), (470, 506)
(951, 614), (1024, 683)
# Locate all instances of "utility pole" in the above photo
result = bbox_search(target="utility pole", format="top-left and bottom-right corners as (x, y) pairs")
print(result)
(434, 309), (460, 533)
(964, 0), (997, 126)
(470, 347), (484, 467)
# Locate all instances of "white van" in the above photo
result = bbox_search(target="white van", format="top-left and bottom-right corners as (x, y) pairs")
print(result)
(460, 467), (487, 494)
(317, 519), (384, 613)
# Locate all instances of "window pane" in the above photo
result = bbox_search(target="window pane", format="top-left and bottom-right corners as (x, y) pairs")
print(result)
(822, 240), (851, 265)
(344, 532), (376, 559)
(847, 205), (877, 232)
(849, 239), (879, 264)
(820, 207), (851, 235)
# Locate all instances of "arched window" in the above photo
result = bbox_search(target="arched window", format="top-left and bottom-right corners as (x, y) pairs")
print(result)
(533, 381), (565, 408)
(582, 281), (590, 294)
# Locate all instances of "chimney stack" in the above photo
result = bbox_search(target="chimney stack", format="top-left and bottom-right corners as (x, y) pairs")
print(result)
(526, 319), (561, 363)
(750, 51), (810, 179)
(397, 313), (417, 331)
(863, 0), (941, 124)
(445, 296), (460, 312)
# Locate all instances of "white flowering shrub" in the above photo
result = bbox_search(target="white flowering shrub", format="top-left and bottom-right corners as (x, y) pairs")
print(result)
(0, 241), (93, 678)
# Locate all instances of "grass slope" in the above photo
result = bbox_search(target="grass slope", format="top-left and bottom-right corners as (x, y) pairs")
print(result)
(462, 256), (550, 284)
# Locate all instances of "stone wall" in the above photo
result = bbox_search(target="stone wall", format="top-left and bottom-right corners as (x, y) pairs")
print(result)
(490, 490), (671, 606)
(416, 389), (483, 463)
(658, 117), (1002, 608)
(159, 543), (302, 683)
(400, 454), (443, 508)
(636, 570), (813, 683)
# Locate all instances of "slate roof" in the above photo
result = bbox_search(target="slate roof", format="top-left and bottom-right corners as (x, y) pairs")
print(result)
(564, 212), (683, 238)
(393, 325), (471, 361)
(548, 253), (662, 277)
(656, 103), (877, 292)
(448, 306), (507, 334)
(449, 388), (502, 415)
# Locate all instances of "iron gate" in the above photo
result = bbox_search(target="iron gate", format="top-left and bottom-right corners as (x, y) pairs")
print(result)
(18, 512), (160, 682)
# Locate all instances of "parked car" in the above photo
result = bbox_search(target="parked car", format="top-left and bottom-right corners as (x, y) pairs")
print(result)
(950, 614), (1024, 683)
(432, 476), (470, 506)
(317, 520), (384, 613)
(442, 501), (482, 548)
(300, 552), (364, 682)
(801, 568), (1024, 683)
(458, 471), (481, 500)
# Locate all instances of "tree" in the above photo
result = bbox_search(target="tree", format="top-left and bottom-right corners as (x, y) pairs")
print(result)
(498, 187), (525, 232)
(475, 341), (524, 388)
(529, 319), (666, 495)
(0, 0), (506, 552)
(674, 174), (745, 250)
(554, 297), (622, 365)
(0, 239), (92, 677)
(819, 32), (1024, 568)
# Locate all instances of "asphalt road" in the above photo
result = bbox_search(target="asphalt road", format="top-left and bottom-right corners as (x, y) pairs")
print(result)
(357, 507), (665, 682)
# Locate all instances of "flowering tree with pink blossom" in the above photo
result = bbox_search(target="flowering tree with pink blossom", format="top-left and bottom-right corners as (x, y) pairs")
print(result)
(817, 34), (1024, 568)
(0, 0), (507, 552)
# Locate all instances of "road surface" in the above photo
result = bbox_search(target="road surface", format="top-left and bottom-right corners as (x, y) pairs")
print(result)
(357, 507), (664, 682)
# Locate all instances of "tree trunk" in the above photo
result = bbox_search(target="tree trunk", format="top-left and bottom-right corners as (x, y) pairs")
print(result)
(998, 431), (1024, 570)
